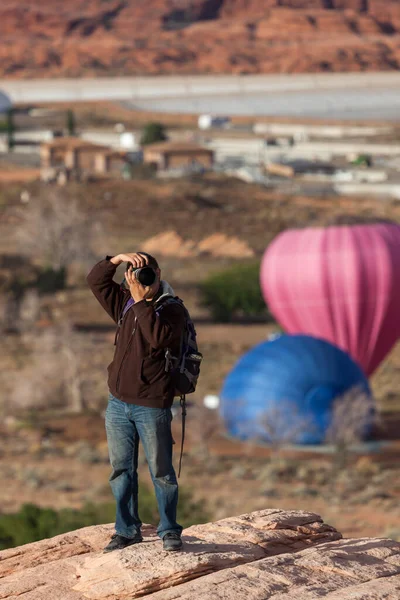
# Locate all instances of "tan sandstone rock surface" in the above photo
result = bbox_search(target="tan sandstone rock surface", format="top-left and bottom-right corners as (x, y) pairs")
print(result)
(142, 230), (255, 259)
(0, 508), (399, 599)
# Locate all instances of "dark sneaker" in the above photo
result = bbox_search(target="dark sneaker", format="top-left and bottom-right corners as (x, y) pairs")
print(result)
(163, 532), (183, 552)
(103, 532), (143, 553)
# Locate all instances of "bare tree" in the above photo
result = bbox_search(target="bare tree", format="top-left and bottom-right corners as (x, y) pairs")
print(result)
(9, 328), (65, 413)
(58, 320), (86, 413)
(8, 320), (87, 415)
(0, 292), (6, 328)
(19, 288), (41, 330)
(325, 384), (378, 475)
(14, 189), (101, 272)
(3, 189), (103, 334)
(257, 400), (318, 448)
(224, 397), (318, 460)
(325, 384), (377, 447)
(188, 402), (222, 462)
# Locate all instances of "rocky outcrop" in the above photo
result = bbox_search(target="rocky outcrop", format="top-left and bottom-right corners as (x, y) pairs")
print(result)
(146, 536), (400, 599)
(0, 508), (399, 599)
(1, 0), (400, 78)
(142, 230), (255, 258)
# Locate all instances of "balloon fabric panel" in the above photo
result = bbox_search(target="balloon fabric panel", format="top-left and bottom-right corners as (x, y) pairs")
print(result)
(261, 224), (400, 376)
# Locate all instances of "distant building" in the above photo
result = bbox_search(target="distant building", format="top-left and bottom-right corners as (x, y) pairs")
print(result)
(143, 141), (214, 171)
(253, 122), (391, 139)
(266, 159), (336, 178)
(264, 136), (294, 148)
(198, 114), (231, 130)
(40, 137), (129, 176)
(334, 169), (387, 184)
(80, 131), (137, 150)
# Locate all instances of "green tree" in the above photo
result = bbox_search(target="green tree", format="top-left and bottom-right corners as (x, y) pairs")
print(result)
(200, 261), (270, 322)
(140, 122), (168, 146)
(66, 109), (76, 136)
(35, 265), (67, 294)
(0, 486), (209, 549)
(6, 108), (15, 151)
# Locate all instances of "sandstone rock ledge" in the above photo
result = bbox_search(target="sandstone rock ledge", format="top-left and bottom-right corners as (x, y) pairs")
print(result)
(0, 508), (399, 600)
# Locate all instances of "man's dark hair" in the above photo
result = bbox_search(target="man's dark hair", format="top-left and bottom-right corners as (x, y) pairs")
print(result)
(138, 252), (159, 270)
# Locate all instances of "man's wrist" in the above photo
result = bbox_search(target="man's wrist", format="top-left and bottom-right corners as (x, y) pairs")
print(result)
(109, 255), (122, 266)
(130, 294), (147, 303)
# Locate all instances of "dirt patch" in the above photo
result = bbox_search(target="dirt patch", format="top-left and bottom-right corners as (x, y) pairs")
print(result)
(0, 169), (40, 183)
(1, 174), (400, 545)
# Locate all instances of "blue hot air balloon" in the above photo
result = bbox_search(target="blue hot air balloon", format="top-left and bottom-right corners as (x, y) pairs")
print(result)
(220, 334), (374, 445)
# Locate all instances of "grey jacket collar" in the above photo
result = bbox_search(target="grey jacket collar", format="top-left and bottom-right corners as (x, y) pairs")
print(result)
(154, 280), (175, 306)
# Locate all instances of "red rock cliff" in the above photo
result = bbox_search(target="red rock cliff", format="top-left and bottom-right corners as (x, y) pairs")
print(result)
(0, 0), (400, 78)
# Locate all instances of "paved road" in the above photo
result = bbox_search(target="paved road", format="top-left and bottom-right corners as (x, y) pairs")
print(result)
(1, 72), (400, 120)
(129, 87), (400, 121)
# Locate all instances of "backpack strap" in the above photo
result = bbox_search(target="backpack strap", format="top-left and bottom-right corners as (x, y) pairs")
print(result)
(157, 296), (188, 477)
(158, 296), (186, 367)
(121, 296), (134, 321)
(155, 295), (184, 311)
(114, 293), (132, 345)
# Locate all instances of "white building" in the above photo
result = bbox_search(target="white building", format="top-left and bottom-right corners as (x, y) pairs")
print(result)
(0, 90), (12, 113)
(253, 122), (392, 139)
(198, 114), (231, 130)
(80, 130), (138, 150)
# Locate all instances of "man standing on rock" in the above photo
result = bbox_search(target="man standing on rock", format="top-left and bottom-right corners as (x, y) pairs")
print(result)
(86, 251), (185, 553)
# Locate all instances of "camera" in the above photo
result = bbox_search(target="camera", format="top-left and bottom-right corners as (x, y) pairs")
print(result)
(126, 262), (157, 287)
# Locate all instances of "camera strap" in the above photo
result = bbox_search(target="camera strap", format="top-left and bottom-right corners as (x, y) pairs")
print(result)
(178, 394), (186, 478)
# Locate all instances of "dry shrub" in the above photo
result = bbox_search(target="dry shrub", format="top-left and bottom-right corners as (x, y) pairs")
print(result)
(325, 384), (377, 447)
(324, 385), (379, 481)
(257, 400), (318, 447)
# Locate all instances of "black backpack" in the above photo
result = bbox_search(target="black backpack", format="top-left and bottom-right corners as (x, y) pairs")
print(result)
(161, 297), (202, 396)
(158, 296), (203, 476)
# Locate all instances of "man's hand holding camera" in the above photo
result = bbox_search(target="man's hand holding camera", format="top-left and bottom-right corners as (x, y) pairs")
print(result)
(110, 252), (160, 303)
(125, 266), (155, 302)
(110, 252), (148, 268)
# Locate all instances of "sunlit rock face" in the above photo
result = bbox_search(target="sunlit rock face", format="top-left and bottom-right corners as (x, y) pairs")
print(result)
(1, 508), (400, 599)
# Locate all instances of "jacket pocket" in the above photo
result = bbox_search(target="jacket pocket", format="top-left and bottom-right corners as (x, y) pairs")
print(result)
(140, 356), (166, 386)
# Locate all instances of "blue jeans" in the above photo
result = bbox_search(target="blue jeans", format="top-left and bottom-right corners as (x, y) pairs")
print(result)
(105, 392), (182, 539)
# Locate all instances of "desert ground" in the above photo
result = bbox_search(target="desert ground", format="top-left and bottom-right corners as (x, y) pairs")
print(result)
(1, 168), (400, 543)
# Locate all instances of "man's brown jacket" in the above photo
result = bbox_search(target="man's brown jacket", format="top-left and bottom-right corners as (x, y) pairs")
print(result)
(86, 256), (185, 408)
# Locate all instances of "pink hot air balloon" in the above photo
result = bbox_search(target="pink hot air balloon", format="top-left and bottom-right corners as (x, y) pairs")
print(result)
(261, 223), (400, 376)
